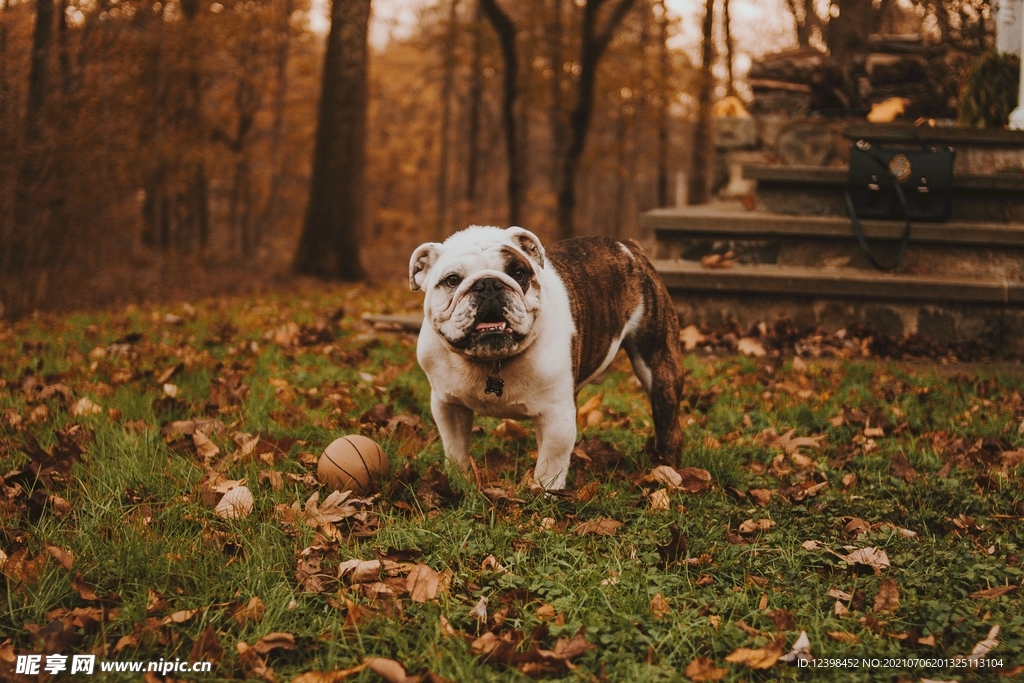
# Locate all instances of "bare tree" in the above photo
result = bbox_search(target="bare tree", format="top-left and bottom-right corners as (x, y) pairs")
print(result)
(555, 0), (637, 239)
(656, 0), (670, 208)
(293, 0), (372, 280)
(686, 0), (714, 206)
(436, 0), (460, 238)
(479, 0), (522, 225)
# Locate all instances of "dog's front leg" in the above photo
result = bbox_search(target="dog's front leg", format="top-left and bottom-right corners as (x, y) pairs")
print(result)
(432, 398), (475, 471)
(532, 404), (578, 491)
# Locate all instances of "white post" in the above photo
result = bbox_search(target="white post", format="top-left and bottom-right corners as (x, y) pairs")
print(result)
(1004, 0), (1024, 129)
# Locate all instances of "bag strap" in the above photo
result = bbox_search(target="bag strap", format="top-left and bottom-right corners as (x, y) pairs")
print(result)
(846, 146), (912, 272)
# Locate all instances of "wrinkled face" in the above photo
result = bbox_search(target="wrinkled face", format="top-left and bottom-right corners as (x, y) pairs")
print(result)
(410, 226), (545, 361)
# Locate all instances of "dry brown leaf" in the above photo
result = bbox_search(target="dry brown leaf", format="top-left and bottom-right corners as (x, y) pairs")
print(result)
(468, 596), (489, 626)
(970, 585), (1017, 600)
(237, 641), (276, 683)
(162, 608), (199, 625)
(873, 578), (900, 613)
(738, 518), (776, 534)
(748, 488), (772, 506)
(253, 632), (296, 656)
(678, 467), (712, 492)
(649, 489), (671, 511)
(650, 593), (671, 619)
(650, 465), (683, 489)
(836, 546), (890, 574)
(737, 337), (766, 358)
(826, 631), (861, 644)
(193, 430), (221, 461)
(684, 657), (728, 681)
(71, 397), (102, 417)
(364, 657), (414, 683)
(680, 325), (706, 352)
(190, 624), (224, 664)
(966, 625), (1000, 662)
(576, 391), (604, 424)
(215, 485), (254, 519)
(724, 640), (783, 669)
(760, 428), (825, 455)
(45, 544), (74, 571)
(573, 517), (623, 536)
(843, 517), (871, 539)
(234, 596), (267, 627)
(801, 540), (823, 551)
(71, 573), (100, 601)
(406, 563), (440, 603)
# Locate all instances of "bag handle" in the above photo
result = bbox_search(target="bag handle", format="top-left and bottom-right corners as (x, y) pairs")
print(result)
(845, 145), (912, 272)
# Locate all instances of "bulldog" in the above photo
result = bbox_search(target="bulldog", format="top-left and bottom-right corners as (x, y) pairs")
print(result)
(409, 226), (683, 490)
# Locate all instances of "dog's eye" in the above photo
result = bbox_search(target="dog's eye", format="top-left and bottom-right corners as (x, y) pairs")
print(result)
(443, 274), (462, 288)
(511, 267), (529, 284)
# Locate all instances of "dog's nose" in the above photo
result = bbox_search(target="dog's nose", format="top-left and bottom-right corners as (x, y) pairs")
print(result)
(471, 277), (505, 293)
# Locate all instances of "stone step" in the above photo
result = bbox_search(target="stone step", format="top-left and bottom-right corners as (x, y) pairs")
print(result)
(743, 164), (1024, 222)
(653, 259), (1024, 305)
(652, 259), (1024, 353)
(643, 204), (1024, 278)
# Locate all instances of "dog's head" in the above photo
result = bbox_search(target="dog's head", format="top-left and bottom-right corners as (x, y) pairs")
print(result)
(410, 226), (546, 361)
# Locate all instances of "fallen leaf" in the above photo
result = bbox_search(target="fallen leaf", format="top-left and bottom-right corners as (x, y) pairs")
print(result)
(233, 596), (267, 627)
(237, 641), (276, 682)
(649, 488), (671, 511)
(779, 630), (812, 663)
(468, 596), (488, 626)
(364, 657), (413, 683)
(760, 428), (825, 455)
(748, 488), (772, 506)
(190, 624), (223, 663)
(290, 663), (370, 683)
(650, 464), (683, 489)
(684, 657), (728, 681)
(738, 518), (776, 534)
(843, 517), (870, 539)
(680, 325), (706, 351)
(801, 540), (823, 551)
(678, 467), (712, 492)
(45, 544), (74, 571)
(965, 624), (1000, 662)
(650, 593), (671, 619)
(826, 631), (861, 644)
(70, 397), (102, 417)
(737, 337), (766, 357)
(406, 563), (440, 603)
(162, 608), (199, 625)
(253, 632), (295, 656)
(724, 640), (783, 669)
(71, 573), (100, 601)
(970, 585), (1017, 600)
(573, 517), (623, 536)
(193, 430), (221, 461)
(215, 485), (254, 519)
(836, 546), (890, 574)
(873, 578), (900, 613)
(576, 391), (604, 424)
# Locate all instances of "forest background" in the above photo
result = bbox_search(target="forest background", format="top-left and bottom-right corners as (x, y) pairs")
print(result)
(0, 0), (995, 319)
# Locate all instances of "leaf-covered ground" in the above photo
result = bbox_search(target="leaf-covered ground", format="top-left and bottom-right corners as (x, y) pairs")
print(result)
(1, 284), (1023, 682)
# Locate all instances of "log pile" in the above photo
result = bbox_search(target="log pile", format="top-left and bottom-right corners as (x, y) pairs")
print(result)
(749, 36), (952, 119)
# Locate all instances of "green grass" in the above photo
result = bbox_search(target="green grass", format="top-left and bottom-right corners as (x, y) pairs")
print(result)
(1, 284), (1023, 682)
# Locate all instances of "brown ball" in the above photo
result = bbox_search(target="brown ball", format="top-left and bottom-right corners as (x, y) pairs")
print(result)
(317, 435), (389, 494)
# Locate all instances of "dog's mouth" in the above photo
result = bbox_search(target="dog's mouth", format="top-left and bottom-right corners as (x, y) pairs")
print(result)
(471, 320), (513, 337)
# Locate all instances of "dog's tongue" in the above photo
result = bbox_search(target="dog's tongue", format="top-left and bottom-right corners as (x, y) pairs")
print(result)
(474, 321), (506, 333)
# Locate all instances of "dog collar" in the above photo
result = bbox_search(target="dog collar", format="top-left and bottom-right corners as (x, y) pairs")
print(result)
(484, 360), (504, 397)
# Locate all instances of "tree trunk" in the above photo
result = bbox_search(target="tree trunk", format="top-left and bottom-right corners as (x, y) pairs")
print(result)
(436, 0), (459, 239)
(479, 0), (521, 226)
(656, 0), (670, 207)
(555, 0), (637, 240)
(723, 0), (735, 95)
(256, 0), (294, 252)
(465, 0), (483, 204)
(293, 0), (371, 280)
(546, 0), (565, 193)
(554, 0), (637, 240)
(686, 0), (714, 206)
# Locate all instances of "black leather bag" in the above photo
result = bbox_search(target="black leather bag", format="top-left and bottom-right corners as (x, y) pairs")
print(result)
(845, 140), (955, 271)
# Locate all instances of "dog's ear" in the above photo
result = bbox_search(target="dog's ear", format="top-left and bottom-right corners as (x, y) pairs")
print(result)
(409, 243), (442, 291)
(506, 227), (545, 268)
